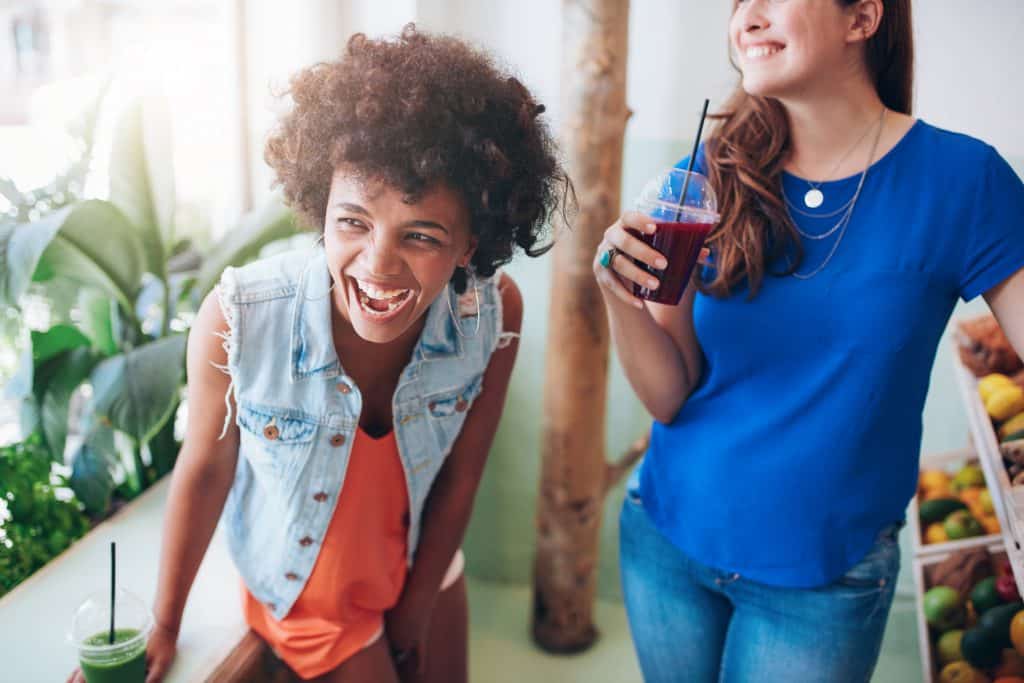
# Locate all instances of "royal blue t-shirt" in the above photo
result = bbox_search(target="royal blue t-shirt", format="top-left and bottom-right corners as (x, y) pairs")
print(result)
(638, 120), (1024, 587)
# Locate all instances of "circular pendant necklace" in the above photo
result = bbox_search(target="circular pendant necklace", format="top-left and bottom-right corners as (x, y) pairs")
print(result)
(792, 112), (880, 209)
(803, 188), (824, 209)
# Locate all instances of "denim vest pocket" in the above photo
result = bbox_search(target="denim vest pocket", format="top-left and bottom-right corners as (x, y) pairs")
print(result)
(422, 375), (485, 458)
(237, 401), (317, 478)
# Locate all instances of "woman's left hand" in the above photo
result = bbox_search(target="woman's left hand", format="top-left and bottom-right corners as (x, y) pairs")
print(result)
(385, 596), (434, 678)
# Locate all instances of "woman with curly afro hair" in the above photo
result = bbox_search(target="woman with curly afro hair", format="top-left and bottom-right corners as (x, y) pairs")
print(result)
(77, 25), (570, 683)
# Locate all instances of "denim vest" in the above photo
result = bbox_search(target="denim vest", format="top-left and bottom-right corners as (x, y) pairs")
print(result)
(215, 248), (502, 619)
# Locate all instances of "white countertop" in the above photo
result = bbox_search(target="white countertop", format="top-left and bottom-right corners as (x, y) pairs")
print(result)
(0, 476), (248, 682)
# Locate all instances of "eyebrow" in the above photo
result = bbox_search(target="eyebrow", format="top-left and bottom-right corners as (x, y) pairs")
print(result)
(334, 202), (450, 234)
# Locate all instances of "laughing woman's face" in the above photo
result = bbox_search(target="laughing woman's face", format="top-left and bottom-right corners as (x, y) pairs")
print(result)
(322, 170), (476, 344)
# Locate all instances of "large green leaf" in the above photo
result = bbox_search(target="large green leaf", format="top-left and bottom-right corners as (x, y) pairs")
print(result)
(0, 209), (67, 308)
(69, 426), (118, 516)
(89, 334), (186, 443)
(48, 199), (144, 298)
(108, 97), (174, 277)
(76, 290), (119, 355)
(40, 348), (97, 464)
(195, 199), (297, 300)
(30, 324), (90, 364)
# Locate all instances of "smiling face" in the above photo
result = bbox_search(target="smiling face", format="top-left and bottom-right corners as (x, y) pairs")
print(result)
(730, 0), (870, 101)
(323, 170), (475, 344)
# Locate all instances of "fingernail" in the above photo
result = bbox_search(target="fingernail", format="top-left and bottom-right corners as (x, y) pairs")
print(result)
(646, 223), (657, 234)
(647, 278), (659, 289)
(634, 300), (644, 309)
(655, 258), (667, 269)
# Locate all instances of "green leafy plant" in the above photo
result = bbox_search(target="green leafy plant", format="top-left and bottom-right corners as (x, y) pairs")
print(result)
(2, 95), (298, 518)
(0, 433), (90, 598)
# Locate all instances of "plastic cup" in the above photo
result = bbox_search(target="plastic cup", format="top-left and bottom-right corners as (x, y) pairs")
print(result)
(629, 168), (719, 305)
(70, 587), (152, 683)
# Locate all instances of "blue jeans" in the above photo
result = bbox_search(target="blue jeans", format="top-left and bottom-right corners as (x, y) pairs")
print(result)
(619, 487), (900, 683)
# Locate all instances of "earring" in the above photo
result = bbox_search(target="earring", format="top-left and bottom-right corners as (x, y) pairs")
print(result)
(446, 275), (481, 339)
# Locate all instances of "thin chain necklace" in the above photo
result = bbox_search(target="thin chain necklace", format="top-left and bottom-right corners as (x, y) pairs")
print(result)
(789, 111), (880, 209)
(791, 108), (886, 280)
(786, 107), (885, 241)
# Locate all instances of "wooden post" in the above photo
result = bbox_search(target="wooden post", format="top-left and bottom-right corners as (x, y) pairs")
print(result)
(532, 0), (633, 654)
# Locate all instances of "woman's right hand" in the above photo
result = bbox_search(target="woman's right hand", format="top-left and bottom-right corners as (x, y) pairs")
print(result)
(143, 622), (178, 683)
(65, 622), (176, 683)
(593, 211), (668, 311)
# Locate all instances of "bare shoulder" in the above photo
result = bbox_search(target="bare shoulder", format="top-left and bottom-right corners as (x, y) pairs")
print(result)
(189, 288), (231, 370)
(497, 272), (523, 334)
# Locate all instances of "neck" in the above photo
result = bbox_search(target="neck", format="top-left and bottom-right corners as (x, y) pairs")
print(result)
(781, 76), (886, 178)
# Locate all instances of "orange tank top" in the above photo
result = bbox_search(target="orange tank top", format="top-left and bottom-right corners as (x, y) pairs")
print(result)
(242, 428), (409, 679)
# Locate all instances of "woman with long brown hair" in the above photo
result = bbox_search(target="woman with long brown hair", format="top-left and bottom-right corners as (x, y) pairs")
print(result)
(596, 1), (1024, 680)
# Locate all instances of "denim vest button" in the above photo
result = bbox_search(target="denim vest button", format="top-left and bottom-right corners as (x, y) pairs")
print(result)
(263, 424), (280, 440)
(313, 492), (329, 502)
(299, 536), (314, 547)
(455, 398), (469, 412)
(267, 602), (276, 611)
(330, 434), (346, 447)
(285, 572), (299, 581)
(336, 381), (352, 394)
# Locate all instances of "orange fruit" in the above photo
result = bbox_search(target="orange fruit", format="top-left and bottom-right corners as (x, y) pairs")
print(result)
(961, 488), (984, 505)
(925, 485), (956, 501)
(922, 469), (953, 490)
(982, 516), (1002, 535)
(927, 523), (950, 544)
(1011, 611), (1024, 656)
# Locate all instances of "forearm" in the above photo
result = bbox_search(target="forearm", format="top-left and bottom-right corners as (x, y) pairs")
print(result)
(152, 454), (235, 634)
(398, 465), (476, 610)
(604, 287), (700, 424)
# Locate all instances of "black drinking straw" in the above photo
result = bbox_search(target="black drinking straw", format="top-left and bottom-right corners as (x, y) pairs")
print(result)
(673, 99), (710, 221)
(109, 541), (116, 644)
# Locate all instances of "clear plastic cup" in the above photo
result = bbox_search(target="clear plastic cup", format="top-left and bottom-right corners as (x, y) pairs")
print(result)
(629, 168), (719, 305)
(70, 587), (152, 683)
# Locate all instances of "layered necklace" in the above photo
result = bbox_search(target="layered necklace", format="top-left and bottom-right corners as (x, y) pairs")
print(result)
(787, 107), (887, 280)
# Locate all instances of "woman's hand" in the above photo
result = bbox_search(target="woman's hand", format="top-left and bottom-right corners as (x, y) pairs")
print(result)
(144, 622), (179, 683)
(593, 211), (709, 310)
(65, 622), (177, 683)
(593, 211), (667, 310)
(385, 595), (434, 679)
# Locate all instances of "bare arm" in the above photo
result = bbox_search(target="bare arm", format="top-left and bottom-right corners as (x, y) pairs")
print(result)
(594, 211), (704, 423)
(985, 265), (1024, 364)
(147, 289), (240, 676)
(385, 274), (522, 658)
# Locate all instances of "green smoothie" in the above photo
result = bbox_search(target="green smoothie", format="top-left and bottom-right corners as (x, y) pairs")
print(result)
(78, 628), (146, 683)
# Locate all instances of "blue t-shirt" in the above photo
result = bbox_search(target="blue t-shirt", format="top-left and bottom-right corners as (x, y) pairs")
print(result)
(639, 120), (1024, 587)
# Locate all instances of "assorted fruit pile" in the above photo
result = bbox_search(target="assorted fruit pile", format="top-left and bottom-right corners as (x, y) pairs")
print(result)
(979, 373), (1024, 445)
(923, 547), (1024, 682)
(919, 463), (1001, 544)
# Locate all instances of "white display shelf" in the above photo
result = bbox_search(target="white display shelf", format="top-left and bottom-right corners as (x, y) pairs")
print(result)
(951, 349), (1024, 598)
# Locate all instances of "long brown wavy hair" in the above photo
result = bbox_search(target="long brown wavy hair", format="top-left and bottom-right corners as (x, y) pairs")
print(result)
(702, 0), (914, 299)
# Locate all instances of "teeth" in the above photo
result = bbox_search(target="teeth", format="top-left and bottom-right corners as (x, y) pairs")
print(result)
(358, 290), (407, 313)
(355, 279), (411, 300)
(745, 45), (782, 59)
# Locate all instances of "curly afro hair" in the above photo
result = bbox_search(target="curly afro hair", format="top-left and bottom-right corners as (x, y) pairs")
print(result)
(265, 24), (572, 293)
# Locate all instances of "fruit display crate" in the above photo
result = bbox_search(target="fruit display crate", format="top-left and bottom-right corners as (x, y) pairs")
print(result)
(913, 541), (1024, 682)
(953, 349), (1024, 599)
(912, 447), (1002, 557)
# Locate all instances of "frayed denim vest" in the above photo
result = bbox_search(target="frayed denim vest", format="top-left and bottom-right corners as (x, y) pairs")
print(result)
(214, 248), (502, 619)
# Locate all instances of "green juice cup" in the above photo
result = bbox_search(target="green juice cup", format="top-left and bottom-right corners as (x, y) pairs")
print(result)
(70, 587), (152, 683)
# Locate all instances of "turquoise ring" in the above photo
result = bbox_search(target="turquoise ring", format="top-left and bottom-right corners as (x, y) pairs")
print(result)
(599, 246), (620, 269)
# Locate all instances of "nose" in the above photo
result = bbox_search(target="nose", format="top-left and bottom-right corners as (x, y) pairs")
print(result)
(736, 0), (769, 34)
(363, 233), (404, 278)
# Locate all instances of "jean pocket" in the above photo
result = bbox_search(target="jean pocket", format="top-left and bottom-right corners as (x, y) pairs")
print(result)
(834, 530), (901, 590)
